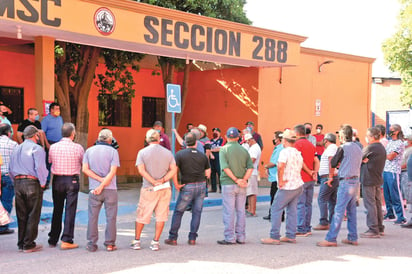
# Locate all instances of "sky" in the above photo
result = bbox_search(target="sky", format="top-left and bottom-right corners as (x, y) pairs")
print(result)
(244, 0), (401, 76)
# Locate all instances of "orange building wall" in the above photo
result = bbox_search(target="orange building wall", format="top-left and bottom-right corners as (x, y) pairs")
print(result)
(176, 67), (259, 137)
(258, 48), (373, 174)
(0, 50), (35, 136)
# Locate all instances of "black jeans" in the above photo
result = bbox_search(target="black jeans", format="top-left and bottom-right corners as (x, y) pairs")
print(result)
(210, 158), (221, 192)
(14, 178), (43, 250)
(48, 175), (80, 245)
(268, 181), (278, 214)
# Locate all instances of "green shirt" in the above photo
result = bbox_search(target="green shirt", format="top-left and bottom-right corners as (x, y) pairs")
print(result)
(219, 141), (253, 185)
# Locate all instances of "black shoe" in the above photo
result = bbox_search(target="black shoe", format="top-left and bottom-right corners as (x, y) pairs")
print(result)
(236, 240), (245, 244)
(217, 240), (236, 245)
(0, 228), (14, 235)
(262, 215), (270, 220)
(401, 221), (412, 228)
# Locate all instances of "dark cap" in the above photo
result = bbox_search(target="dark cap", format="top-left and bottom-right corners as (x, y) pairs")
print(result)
(226, 127), (240, 138)
(23, 125), (39, 139)
(212, 127), (221, 132)
(153, 121), (163, 127)
(245, 121), (254, 126)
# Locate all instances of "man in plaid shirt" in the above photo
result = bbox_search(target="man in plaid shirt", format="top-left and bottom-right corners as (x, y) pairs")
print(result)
(0, 123), (18, 235)
(48, 123), (84, 250)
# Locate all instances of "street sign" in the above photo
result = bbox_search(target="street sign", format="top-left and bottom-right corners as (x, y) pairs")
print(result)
(167, 84), (181, 113)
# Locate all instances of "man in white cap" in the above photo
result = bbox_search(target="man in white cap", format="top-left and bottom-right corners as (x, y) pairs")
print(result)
(132, 129), (177, 251)
(83, 129), (120, 252)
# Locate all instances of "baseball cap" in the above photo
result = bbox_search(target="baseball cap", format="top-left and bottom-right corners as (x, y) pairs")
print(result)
(245, 121), (254, 126)
(23, 125), (39, 139)
(98, 129), (113, 141)
(153, 121), (163, 127)
(212, 127), (221, 132)
(226, 127), (240, 138)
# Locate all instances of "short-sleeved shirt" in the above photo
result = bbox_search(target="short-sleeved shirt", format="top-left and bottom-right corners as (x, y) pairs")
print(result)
(268, 144), (284, 182)
(277, 147), (304, 190)
(319, 144), (337, 176)
(175, 148), (210, 183)
(384, 139), (404, 174)
(136, 143), (176, 188)
(18, 119), (42, 132)
(83, 143), (120, 190)
(210, 137), (225, 159)
(41, 114), (63, 142)
(0, 135), (18, 174)
(314, 134), (325, 156)
(49, 138), (84, 175)
(159, 132), (171, 150)
(295, 138), (316, 182)
(361, 142), (386, 186)
(248, 143), (261, 176)
(219, 141), (253, 185)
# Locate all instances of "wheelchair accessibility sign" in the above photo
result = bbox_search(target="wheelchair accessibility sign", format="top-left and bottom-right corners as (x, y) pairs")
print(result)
(166, 84), (181, 113)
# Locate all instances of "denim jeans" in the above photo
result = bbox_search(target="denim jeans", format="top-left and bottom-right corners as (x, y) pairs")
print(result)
(87, 189), (118, 248)
(0, 175), (14, 232)
(317, 176), (339, 225)
(48, 175), (80, 245)
(362, 185), (384, 234)
(169, 182), (206, 241)
(270, 186), (303, 240)
(14, 178), (43, 250)
(210, 159), (221, 192)
(297, 181), (315, 233)
(222, 184), (246, 243)
(383, 171), (405, 221)
(325, 179), (359, 242)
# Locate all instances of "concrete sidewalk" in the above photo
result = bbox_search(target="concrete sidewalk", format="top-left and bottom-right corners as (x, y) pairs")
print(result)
(1, 185), (412, 274)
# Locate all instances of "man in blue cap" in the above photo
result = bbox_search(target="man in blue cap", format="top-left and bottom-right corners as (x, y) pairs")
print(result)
(217, 127), (253, 245)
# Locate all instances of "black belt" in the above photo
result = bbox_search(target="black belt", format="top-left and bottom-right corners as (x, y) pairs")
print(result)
(339, 176), (358, 181)
(54, 174), (79, 179)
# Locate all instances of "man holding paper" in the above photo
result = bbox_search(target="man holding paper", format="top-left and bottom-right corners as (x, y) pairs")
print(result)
(132, 129), (177, 251)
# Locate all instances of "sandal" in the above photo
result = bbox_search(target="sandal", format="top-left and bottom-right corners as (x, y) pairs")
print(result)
(106, 244), (117, 251)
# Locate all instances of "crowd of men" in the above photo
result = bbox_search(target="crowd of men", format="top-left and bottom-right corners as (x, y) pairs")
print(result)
(1, 102), (412, 253)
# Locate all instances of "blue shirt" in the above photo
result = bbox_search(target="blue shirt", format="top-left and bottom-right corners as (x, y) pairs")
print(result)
(83, 143), (120, 190)
(9, 139), (48, 186)
(268, 144), (284, 182)
(41, 114), (63, 142)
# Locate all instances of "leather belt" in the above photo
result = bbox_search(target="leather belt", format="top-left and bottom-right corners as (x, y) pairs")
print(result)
(15, 175), (38, 180)
(339, 176), (358, 181)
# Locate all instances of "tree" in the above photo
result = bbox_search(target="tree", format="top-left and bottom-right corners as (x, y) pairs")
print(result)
(137, 0), (251, 132)
(382, 0), (412, 105)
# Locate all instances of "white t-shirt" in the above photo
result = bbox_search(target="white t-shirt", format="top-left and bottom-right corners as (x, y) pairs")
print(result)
(277, 147), (304, 190)
(319, 144), (338, 176)
(248, 143), (261, 176)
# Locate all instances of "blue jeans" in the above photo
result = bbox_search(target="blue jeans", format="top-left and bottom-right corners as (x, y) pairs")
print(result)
(222, 184), (246, 243)
(169, 182), (206, 241)
(297, 181), (315, 233)
(270, 186), (303, 240)
(383, 171), (405, 221)
(0, 175), (14, 232)
(317, 176), (339, 225)
(325, 179), (359, 242)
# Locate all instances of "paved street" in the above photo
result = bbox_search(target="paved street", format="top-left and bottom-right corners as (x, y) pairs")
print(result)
(0, 185), (411, 274)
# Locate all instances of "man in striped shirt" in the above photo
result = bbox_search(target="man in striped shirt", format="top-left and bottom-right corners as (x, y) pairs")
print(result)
(48, 123), (84, 250)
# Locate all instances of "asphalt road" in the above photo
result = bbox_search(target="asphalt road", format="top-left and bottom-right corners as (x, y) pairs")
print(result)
(0, 186), (411, 274)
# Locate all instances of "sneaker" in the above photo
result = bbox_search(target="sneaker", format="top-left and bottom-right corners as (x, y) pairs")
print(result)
(61, 241), (79, 250)
(360, 230), (380, 238)
(313, 224), (330, 231)
(188, 240), (196, 245)
(164, 238), (177, 246)
(0, 228), (14, 235)
(341, 239), (358, 246)
(217, 240), (236, 245)
(23, 244), (43, 253)
(394, 219), (407, 225)
(383, 215), (396, 221)
(150, 240), (160, 251)
(260, 238), (280, 245)
(130, 239), (141, 250)
(262, 215), (271, 220)
(280, 236), (296, 243)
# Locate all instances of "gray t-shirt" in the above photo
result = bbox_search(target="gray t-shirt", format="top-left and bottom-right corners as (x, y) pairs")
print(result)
(83, 143), (120, 190)
(136, 143), (176, 188)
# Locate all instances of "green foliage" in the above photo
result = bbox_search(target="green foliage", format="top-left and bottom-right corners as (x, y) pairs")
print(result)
(382, 0), (412, 105)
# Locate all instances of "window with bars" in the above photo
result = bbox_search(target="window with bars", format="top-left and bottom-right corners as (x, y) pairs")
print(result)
(98, 94), (131, 127)
(142, 97), (165, 128)
(0, 86), (24, 124)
